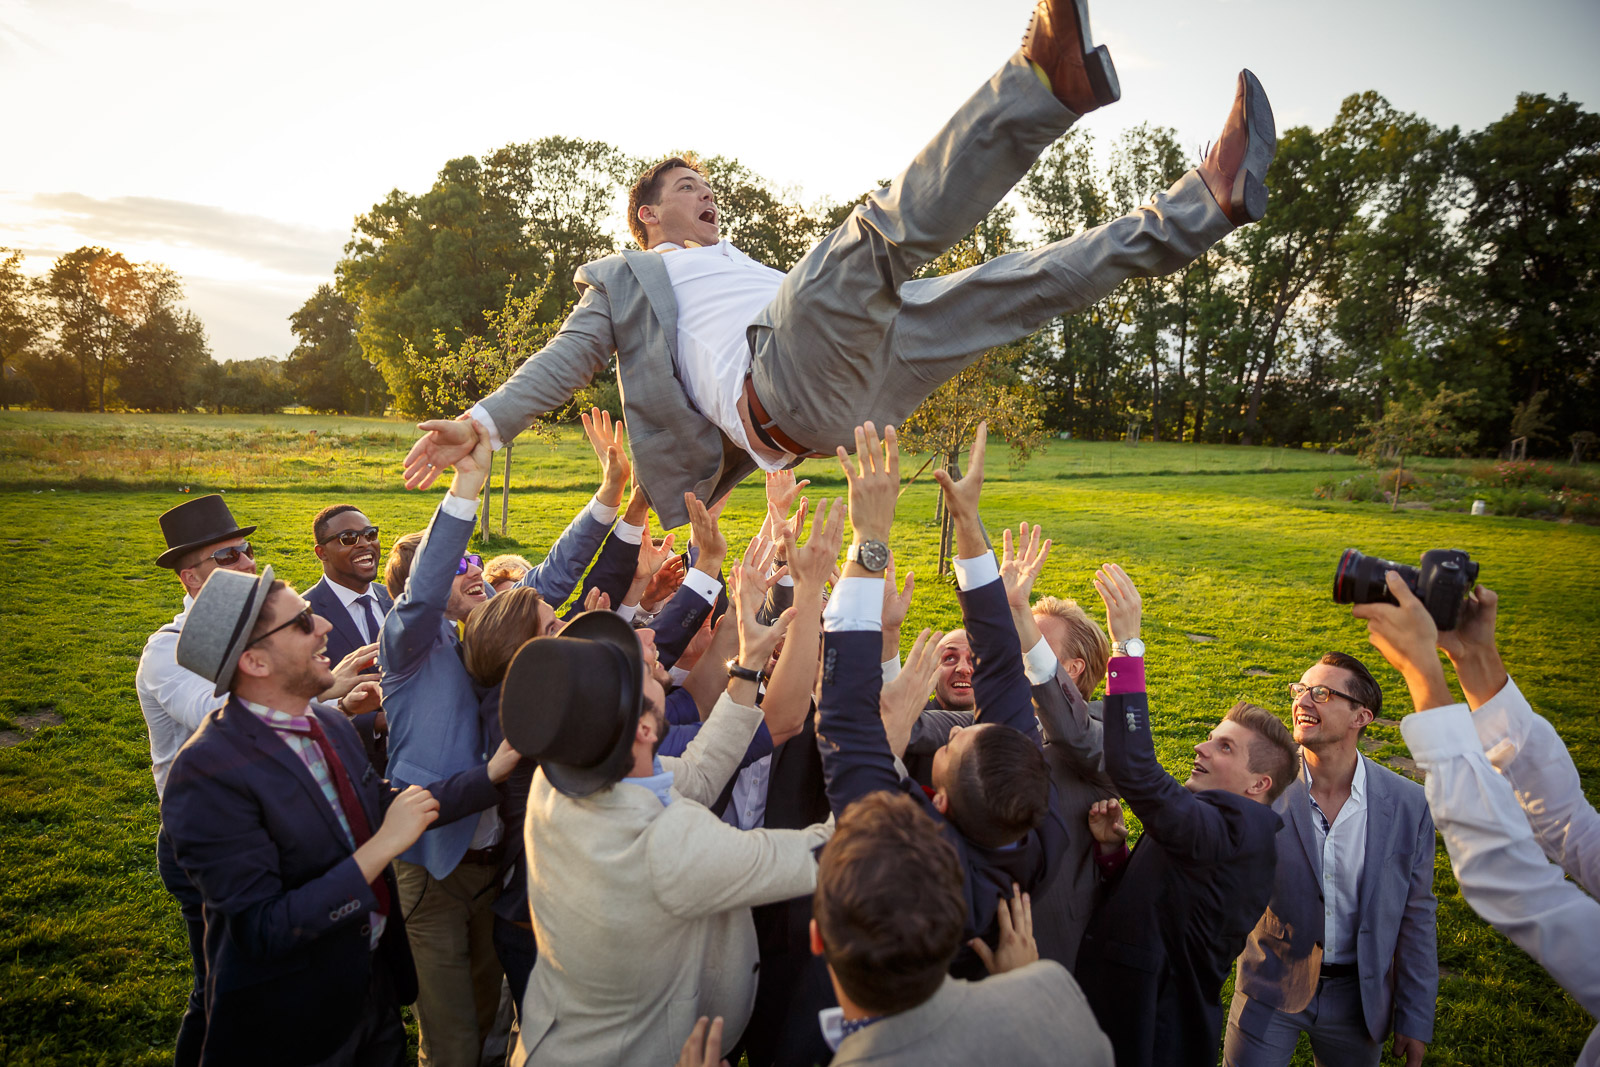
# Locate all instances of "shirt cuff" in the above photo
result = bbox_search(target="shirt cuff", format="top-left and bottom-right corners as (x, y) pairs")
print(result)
(615, 603), (638, 624)
(778, 575), (794, 587)
(882, 656), (901, 684)
(822, 577), (884, 632)
(1022, 637), (1059, 686)
(466, 404), (503, 451)
(1469, 675), (1526, 754)
(952, 552), (999, 591)
(613, 518), (646, 546)
(440, 491), (480, 521)
(1106, 656), (1145, 695)
(669, 665), (691, 687)
(1398, 702), (1478, 762)
(588, 494), (619, 527)
(682, 567), (722, 605)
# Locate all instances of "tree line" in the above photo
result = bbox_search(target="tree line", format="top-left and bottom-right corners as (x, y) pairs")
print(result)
(2, 91), (1594, 458)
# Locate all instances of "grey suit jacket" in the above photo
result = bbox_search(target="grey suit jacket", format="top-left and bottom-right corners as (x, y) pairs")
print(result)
(477, 250), (754, 529)
(830, 961), (1111, 1067)
(1235, 757), (1439, 1043)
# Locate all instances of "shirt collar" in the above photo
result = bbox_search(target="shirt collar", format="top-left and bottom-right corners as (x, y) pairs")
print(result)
(817, 1007), (885, 1052)
(240, 697), (314, 732)
(622, 756), (676, 807)
(328, 578), (377, 609)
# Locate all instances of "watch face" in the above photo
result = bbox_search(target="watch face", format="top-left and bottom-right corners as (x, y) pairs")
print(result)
(1122, 638), (1146, 657)
(856, 539), (889, 572)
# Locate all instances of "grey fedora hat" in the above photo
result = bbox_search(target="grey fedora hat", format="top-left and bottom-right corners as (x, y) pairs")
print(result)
(177, 564), (275, 697)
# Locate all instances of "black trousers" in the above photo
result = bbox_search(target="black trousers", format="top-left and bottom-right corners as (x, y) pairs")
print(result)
(157, 824), (207, 1067)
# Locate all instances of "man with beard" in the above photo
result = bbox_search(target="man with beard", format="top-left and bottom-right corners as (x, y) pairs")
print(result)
(1227, 653), (1436, 1067)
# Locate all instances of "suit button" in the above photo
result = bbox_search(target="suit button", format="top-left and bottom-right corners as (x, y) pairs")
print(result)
(360, 923), (371, 936)
(329, 911), (340, 922)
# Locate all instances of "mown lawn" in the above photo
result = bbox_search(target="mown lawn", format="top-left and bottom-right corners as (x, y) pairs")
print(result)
(0, 413), (1594, 1065)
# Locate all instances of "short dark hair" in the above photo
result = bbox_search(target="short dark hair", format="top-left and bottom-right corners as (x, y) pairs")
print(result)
(814, 792), (966, 1015)
(384, 532), (424, 599)
(627, 155), (704, 249)
(462, 588), (547, 687)
(1318, 651), (1383, 718)
(312, 504), (364, 545)
(947, 725), (1051, 849)
(1224, 701), (1300, 803)
(246, 580), (290, 642)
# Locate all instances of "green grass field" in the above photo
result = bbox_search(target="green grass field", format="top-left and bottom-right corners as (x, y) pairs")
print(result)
(0, 412), (1595, 1065)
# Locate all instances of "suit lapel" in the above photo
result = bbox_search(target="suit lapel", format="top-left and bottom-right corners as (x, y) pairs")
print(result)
(622, 249), (680, 367)
(223, 698), (351, 847)
(1356, 758), (1396, 915)
(1283, 778), (1324, 886)
(308, 577), (368, 658)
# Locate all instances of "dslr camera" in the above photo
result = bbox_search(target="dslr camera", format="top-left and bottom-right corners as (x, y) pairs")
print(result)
(1333, 548), (1480, 631)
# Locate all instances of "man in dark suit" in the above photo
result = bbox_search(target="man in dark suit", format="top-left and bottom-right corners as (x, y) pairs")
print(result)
(305, 504), (392, 771)
(1074, 563), (1299, 1067)
(163, 566), (517, 1067)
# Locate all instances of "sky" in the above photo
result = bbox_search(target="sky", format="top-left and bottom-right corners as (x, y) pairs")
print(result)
(2, 0), (1596, 362)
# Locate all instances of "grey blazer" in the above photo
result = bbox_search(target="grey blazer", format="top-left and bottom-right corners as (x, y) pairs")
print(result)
(903, 667), (1114, 970)
(477, 250), (753, 529)
(1235, 758), (1439, 1043)
(829, 961), (1112, 1067)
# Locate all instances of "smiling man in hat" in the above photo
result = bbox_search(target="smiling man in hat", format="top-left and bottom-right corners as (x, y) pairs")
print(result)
(160, 565), (519, 1067)
(500, 542), (831, 1067)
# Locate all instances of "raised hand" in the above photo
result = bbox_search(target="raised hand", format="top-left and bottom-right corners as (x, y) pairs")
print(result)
(581, 407), (629, 507)
(640, 554), (687, 613)
(1351, 571), (1452, 712)
(1001, 523), (1051, 613)
(879, 627), (943, 759)
(633, 519), (677, 583)
(765, 469), (811, 524)
(786, 498), (843, 596)
(731, 535), (793, 667)
(581, 586), (611, 613)
(1434, 585), (1508, 709)
(402, 416), (477, 491)
(338, 678), (383, 717)
(684, 492), (728, 576)
(377, 785), (440, 851)
(836, 421), (900, 549)
(1091, 563), (1142, 645)
(930, 421), (988, 558)
(968, 883), (1037, 976)
(881, 554), (915, 632)
(1087, 797), (1129, 852)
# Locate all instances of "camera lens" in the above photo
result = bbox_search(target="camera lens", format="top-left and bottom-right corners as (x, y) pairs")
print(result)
(1332, 549), (1418, 607)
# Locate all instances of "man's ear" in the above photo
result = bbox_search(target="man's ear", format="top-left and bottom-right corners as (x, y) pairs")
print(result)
(636, 715), (658, 747)
(930, 790), (950, 816)
(235, 646), (272, 681)
(1065, 657), (1087, 686)
(1353, 706), (1375, 732)
(809, 918), (824, 958)
(313, 543), (328, 565)
(1246, 773), (1273, 800)
(178, 567), (202, 598)
(637, 202), (659, 231)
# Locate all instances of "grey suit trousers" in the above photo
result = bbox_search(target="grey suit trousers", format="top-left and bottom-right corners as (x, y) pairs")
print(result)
(751, 50), (1234, 452)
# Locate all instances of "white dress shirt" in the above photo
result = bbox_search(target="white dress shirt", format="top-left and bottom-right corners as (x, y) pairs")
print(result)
(1304, 756), (1368, 965)
(326, 578), (386, 644)
(1402, 693), (1600, 1065)
(136, 594), (226, 798)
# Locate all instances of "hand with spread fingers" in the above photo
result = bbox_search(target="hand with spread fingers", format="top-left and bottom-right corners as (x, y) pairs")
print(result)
(785, 498), (843, 598)
(320, 641), (380, 700)
(765, 469), (811, 533)
(968, 882), (1038, 976)
(639, 554), (687, 614)
(581, 407), (630, 508)
(879, 627), (944, 759)
(684, 491), (729, 577)
(624, 517), (677, 609)
(836, 421), (900, 559)
(931, 421), (989, 558)
(729, 536), (794, 678)
(1091, 563), (1142, 645)
(1001, 523), (1050, 613)
(337, 679), (383, 718)
(402, 415), (477, 491)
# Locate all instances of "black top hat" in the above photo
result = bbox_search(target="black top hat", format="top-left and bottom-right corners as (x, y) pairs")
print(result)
(155, 495), (257, 569)
(500, 610), (645, 798)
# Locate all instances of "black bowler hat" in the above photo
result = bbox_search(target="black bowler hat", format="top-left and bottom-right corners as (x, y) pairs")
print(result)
(155, 495), (257, 570)
(499, 610), (644, 798)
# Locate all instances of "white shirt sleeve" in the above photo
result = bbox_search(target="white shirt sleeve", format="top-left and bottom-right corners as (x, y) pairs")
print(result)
(466, 404), (504, 451)
(588, 494), (619, 527)
(615, 603), (639, 624)
(681, 567), (722, 606)
(1022, 636), (1060, 686)
(1401, 703), (1600, 1021)
(821, 577), (884, 632)
(881, 656), (901, 684)
(613, 518), (646, 546)
(439, 491), (480, 522)
(952, 551), (999, 591)
(1470, 675), (1600, 897)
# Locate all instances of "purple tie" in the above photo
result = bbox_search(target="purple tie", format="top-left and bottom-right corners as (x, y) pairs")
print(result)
(355, 594), (382, 644)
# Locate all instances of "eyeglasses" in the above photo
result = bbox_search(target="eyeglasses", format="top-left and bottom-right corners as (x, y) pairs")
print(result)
(199, 542), (254, 568)
(318, 526), (380, 548)
(458, 553), (483, 576)
(247, 605), (316, 648)
(1289, 682), (1362, 706)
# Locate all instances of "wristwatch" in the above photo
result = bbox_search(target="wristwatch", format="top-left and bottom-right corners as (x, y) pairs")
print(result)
(726, 662), (763, 683)
(847, 539), (890, 573)
(1111, 638), (1146, 658)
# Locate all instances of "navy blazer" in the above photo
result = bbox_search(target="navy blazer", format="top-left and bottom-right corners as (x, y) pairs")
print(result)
(560, 526), (640, 619)
(817, 577), (1069, 976)
(304, 576), (393, 670)
(162, 698), (499, 1067)
(1075, 689), (1282, 1067)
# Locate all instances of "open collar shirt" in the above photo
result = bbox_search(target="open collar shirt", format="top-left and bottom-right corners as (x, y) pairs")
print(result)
(1304, 754), (1368, 965)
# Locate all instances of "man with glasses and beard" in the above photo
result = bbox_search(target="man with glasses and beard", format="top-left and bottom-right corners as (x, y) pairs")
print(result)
(306, 505), (392, 771)
(1226, 653), (1437, 1067)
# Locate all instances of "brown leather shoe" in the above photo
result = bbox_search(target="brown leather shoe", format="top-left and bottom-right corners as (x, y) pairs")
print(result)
(1021, 0), (1119, 115)
(1198, 70), (1277, 226)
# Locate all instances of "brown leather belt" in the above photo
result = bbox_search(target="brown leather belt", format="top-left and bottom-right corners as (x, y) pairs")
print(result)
(743, 375), (825, 459)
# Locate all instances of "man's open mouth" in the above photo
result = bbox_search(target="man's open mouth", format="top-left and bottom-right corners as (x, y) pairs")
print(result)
(699, 207), (716, 224)
(464, 581), (485, 597)
(352, 551), (377, 569)
(1295, 711), (1321, 727)
(1191, 762), (1207, 776)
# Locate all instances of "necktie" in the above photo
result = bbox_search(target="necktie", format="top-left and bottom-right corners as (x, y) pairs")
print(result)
(302, 715), (391, 920)
(354, 593), (382, 644)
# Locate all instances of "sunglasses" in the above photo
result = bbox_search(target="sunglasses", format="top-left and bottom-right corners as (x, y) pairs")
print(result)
(458, 553), (483, 576)
(197, 542), (254, 568)
(247, 605), (316, 648)
(318, 525), (380, 548)
(1289, 682), (1362, 706)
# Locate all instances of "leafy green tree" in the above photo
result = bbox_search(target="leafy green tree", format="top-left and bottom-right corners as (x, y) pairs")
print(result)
(0, 249), (39, 410)
(1358, 383), (1478, 509)
(285, 285), (387, 414)
(40, 247), (143, 411)
(199, 357), (294, 414)
(119, 304), (213, 411)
